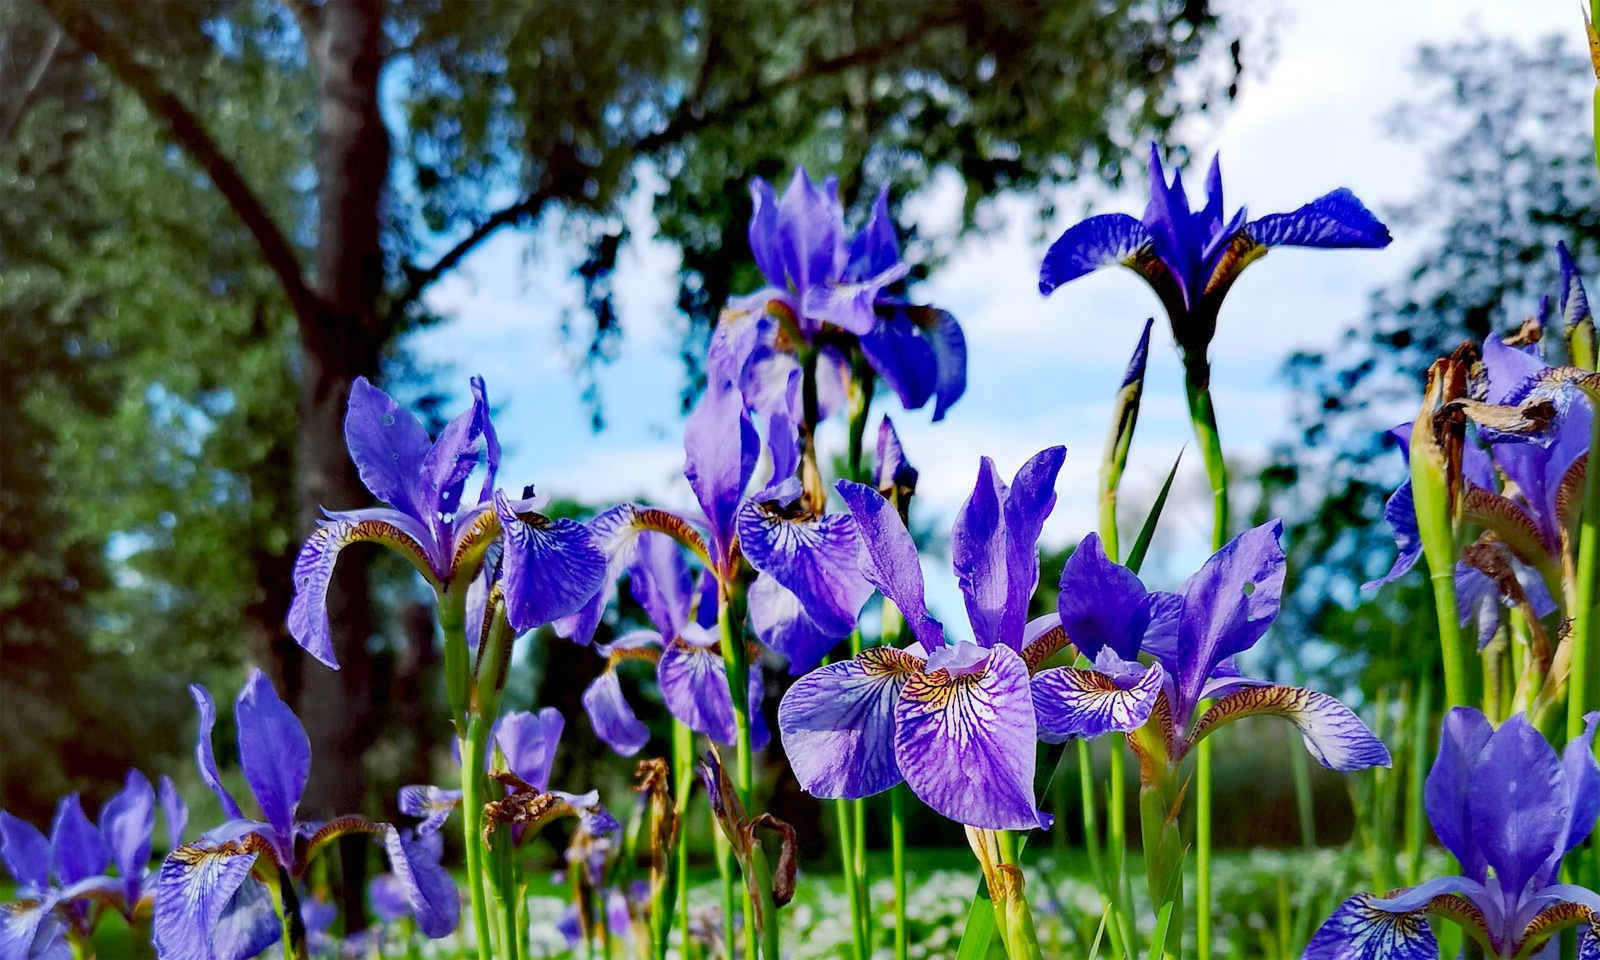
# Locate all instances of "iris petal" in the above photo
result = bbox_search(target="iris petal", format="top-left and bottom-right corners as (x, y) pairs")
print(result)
(735, 503), (873, 640)
(495, 492), (607, 633)
(1363, 481), (1422, 592)
(858, 310), (937, 411)
(153, 840), (275, 960)
(99, 770), (155, 904)
(920, 307), (968, 422)
(494, 708), (565, 794)
(1186, 684), (1391, 773)
(1056, 532), (1150, 661)
(1032, 660), (1165, 745)
(397, 786), (462, 838)
(1038, 213), (1156, 296)
(342, 376), (431, 521)
(188, 686), (244, 823)
(777, 647), (921, 799)
(0, 896), (62, 960)
(747, 574), (844, 675)
(0, 813), (50, 894)
(834, 481), (944, 653)
(1426, 706), (1494, 878)
(1173, 520), (1286, 720)
(684, 371), (759, 568)
(234, 670), (309, 860)
(288, 509), (436, 668)
(379, 825), (459, 939)
(582, 669), (652, 757)
(159, 775), (188, 853)
(1244, 188), (1392, 249)
(1467, 713), (1567, 902)
(893, 644), (1043, 830)
(1304, 893), (1439, 960)
(657, 642), (769, 750)
(49, 794), (108, 888)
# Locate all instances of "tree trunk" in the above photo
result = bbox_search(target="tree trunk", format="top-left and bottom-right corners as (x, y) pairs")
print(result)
(291, 0), (391, 933)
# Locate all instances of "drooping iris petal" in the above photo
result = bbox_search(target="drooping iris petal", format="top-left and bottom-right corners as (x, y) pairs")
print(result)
(1032, 656), (1165, 744)
(49, 794), (108, 888)
(159, 776), (188, 852)
(858, 310), (937, 412)
(777, 647), (921, 799)
(0, 814), (50, 894)
(99, 770), (155, 903)
(233, 670), (309, 859)
(0, 895), (62, 960)
(657, 643), (769, 750)
(153, 842), (275, 960)
(343, 376), (431, 521)
(1242, 188), (1392, 250)
(1556, 712), (1600, 867)
(495, 708), (565, 793)
(1187, 685), (1391, 772)
(494, 492), (607, 634)
(835, 481), (944, 653)
(684, 372), (758, 568)
(1037, 214), (1157, 296)
(920, 307), (968, 422)
(1303, 892), (1440, 960)
(1172, 520), (1286, 719)
(1364, 481), (1422, 592)
(582, 669), (652, 757)
(1057, 532), (1150, 661)
(1467, 713), (1567, 904)
(188, 686), (244, 823)
(288, 508), (436, 668)
(553, 503), (648, 646)
(379, 825), (459, 939)
(893, 644), (1043, 830)
(397, 786), (462, 838)
(207, 875), (281, 960)
(735, 503), (873, 639)
(1426, 707), (1495, 879)
(747, 574), (843, 675)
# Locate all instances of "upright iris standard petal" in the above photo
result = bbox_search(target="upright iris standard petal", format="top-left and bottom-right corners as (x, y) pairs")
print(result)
(495, 708), (565, 793)
(342, 376), (432, 520)
(1032, 653), (1165, 744)
(0, 814), (50, 894)
(774, 168), (843, 306)
(153, 842), (276, 960)
(188, 686), (243, 823)
(158, 776), (188, 852)
(777, 647), (922, 799)
(1186, 685), (1391, 772)
(1057, 532), (1150, 660)
(951, 448), (1066, 650)
(747, 178), (784, 286)
(735, 503), (873, 639)
(582, 669), (652, 757)
(1424, 707), (1494, 877)
(471, 376), (501, 505)
(99, 770), (155, 902)
(49, 795), (108, 888)
(835, 481), (944, 653)
(379, 826), (459, 939)
(494, 492), (607, 633)
(893, 644), (1044, 830)
(875, 416), (916, 494)
(1172, 520), (1286, 716)
(417, 378), (491, 531)
(1467, 713), (1568, 904)
(999, 446), (1067, 646)
(657, 642), (769, 750)
(397, 786), (462, 838)
(684, 372), (758, 568)
(1038, 214), (1157, 295)
(233, 670), (309, 857)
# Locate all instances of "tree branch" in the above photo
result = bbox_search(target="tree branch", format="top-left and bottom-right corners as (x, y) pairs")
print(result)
(39, 0), (324, 329)
(389, 8), (964, 318)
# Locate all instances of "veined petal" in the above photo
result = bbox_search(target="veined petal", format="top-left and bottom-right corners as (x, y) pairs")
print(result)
(188, 686), (244, 823)
(1557, 712), (1600, 866)
(494, 708), (565, 793)
(1, 895), (59, 960)
(1173, 520), (1286, 720)
(835, 482), (944, 653)
(49, 794), (108, 888)
(418, 378), (492, 532)
(207, 876), (279, 960)
(1303, 893), (1438, 960)
(951, 449), (1066, 651)
(495, 492), (607, 633)
(1363, 481), (1422, 592)
(288, 509), (435, 669)
(803, 261), (910, 336)
(999, 447), (1067, 647)
(1244, 188), (1392, 250)
(913, 306), (968, 422)
(234, 670), (309, 857)
(1427, 707), (1494, 880)
(893, 644), (1043, 830)
(99, 769), (155, 903)
(684, 371), (758, 567)
(0, 813), (50, 894)
(658, 642), (769, 750)
(1469, 713), (1568, 903)
(858, 309), (937, 412)
(776, 647), (921, 799)
(582, 668), (651, 757)
(747, 574), (844, 675)
(1057, 532), (1150, 661)
(379, 825), (459, 939)
(1038, 214), (1156, 295)
(735, 503), (873, 639)
(1187, 685), (1391, 772)
(747, 177), (784, 286)
(1516, 888), (1600, 959)
(1032, 659), (1165, 744)
(397, 786), (461, 838)
(153, 838), (275, 960)
(343, 376), (430, 522)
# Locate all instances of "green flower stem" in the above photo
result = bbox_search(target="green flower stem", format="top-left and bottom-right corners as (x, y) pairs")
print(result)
(890, 784), (909, 960)
(1108, 738), (1135, 953)
(1570, 409), (1600, 743)
(713, 827), (736, 960)
(670, 719), (695, 960)
(1405, 668), (1432, 885)
(715, 584), (759, 960)
(748, 844), (784, 960)
(1289, 739), (1316, 849)
(276, 863), (308, 960)
(438, 590), (470, 730)
(846, 351), (877, 485)
(1139, 780), (1185, 960)
(492, 839), (522, 960)
(834, 796), (868, 960)
(460, 716), (495, 960)
(1185, 373), (1227, 960)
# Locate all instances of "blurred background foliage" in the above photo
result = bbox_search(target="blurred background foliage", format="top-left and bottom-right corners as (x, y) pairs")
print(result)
(2, 0), (1595, 913)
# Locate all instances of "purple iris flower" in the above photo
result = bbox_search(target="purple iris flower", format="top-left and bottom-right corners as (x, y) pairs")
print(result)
(288, 376), (605, 668)
(716, 168), (966, 424)
(561, 364), (873, 707)
(398, 708), (617, 843)
(1026, 525), (1388, 777)
(1039, 145), (1391, 369)
(777, 446), (1068, 831)
(1307, 708), (1599, 959)
(1368, 333), (1588, 643)
(152, 670), (459, 960)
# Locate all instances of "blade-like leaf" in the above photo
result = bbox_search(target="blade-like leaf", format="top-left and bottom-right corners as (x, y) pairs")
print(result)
(1126, 449), (1183, 575)
(1146, 900), (1175, 960)
(954, 882), (997, 960)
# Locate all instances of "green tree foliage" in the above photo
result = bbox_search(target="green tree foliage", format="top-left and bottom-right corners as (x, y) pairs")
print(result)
(1263, 33), (1599, 695)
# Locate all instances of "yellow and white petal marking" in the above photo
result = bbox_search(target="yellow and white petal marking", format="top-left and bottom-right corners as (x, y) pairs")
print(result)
(1185, 684), (1391, 773)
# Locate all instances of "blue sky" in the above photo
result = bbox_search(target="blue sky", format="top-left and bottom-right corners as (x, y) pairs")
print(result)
(406, 0), (1578, 640)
